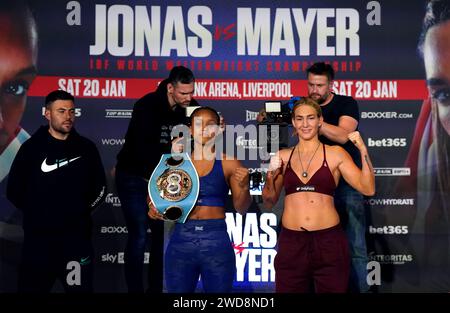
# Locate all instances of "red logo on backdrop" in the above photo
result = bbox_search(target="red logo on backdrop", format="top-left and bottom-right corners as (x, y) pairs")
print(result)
(232, 242), (246, 254)
(214, 24), (236, 41)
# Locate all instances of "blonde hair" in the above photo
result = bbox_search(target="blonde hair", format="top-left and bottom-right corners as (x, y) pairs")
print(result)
(291, 97), (322, 118)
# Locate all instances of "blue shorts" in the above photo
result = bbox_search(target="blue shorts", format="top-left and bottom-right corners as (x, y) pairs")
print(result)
(165, 219), (236, 293)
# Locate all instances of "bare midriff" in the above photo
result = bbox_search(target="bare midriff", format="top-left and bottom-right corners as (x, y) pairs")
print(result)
(282, 192), (340, 231)
(188, 206), (225, 220)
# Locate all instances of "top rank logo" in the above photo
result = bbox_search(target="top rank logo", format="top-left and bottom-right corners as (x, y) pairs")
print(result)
(105, 109), (132, 118)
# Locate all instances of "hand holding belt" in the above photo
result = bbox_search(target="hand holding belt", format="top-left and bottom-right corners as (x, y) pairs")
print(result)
(148, 153), (199, 223)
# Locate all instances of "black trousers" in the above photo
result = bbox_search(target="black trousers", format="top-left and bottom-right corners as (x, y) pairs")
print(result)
(18, 233), (93, 293)
(116, 170), (164, 293)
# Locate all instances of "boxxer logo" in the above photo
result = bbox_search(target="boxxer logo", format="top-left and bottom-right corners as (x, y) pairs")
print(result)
(101, 226), (128, 234)
(361, 112), (413, 119)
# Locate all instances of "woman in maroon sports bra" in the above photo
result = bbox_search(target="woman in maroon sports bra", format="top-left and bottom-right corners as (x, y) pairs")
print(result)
(262, 97), (375, 293)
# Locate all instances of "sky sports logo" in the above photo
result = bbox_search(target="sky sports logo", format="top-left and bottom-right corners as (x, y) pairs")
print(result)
(374, 168), (410, 176)
(101, 252), (150, 264)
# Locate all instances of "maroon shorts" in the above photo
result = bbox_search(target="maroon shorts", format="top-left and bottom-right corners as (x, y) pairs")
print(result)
(274, 224), (350, 293)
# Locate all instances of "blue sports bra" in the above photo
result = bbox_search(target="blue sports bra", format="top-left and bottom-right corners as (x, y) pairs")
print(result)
(196, 159), (229, 207)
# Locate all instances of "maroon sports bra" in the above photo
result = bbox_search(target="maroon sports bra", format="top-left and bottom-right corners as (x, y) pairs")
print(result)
(283, 144), (336, 196)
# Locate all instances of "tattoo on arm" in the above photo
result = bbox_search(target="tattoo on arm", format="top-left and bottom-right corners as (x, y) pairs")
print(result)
(364, 155), (370, 167)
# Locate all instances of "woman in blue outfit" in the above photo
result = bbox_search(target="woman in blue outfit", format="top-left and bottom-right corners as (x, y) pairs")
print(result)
(148, 106), (252, 293)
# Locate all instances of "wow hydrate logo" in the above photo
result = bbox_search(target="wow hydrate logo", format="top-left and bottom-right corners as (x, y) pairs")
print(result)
(87, 5), (366, 57)
(225, 213), (277, 283)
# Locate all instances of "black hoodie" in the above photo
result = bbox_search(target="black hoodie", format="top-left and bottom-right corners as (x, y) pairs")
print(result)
(116, 79), (198, 179)
(7, 126), (106, 236)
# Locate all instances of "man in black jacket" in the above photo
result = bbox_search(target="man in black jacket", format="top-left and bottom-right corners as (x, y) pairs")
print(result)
(7, 90), (106, 292)
(116, 66), (199, 293)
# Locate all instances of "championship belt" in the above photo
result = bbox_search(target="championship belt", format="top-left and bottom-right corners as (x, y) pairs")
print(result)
(148, 153), (199, 223)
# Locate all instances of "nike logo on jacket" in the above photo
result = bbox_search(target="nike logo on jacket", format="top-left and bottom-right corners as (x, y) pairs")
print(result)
(41, 156), (81, 173)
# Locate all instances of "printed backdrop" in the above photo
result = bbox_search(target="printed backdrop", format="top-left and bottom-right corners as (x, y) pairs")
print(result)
(1, 0), (447, 292)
